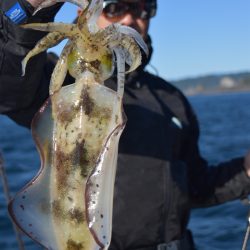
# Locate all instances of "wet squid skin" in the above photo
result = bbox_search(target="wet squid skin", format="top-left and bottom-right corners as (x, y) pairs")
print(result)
(49, 75), (124, 249)
(8, 0), (148, 249)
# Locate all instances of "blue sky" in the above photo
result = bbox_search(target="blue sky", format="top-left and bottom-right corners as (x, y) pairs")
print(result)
(53, 0), (250, 81)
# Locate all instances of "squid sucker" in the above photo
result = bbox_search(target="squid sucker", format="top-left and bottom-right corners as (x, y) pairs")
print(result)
(8, 0), (148, 249)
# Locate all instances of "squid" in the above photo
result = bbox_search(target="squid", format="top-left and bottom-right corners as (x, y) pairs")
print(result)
(8, 0), (148, 249)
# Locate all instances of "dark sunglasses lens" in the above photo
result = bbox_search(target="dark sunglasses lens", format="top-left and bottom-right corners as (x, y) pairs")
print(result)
(103, 2), (127, 19)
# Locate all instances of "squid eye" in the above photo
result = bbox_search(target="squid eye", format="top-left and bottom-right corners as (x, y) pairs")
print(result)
(100, 52), (114, 80)
(67, 49), (83, 79)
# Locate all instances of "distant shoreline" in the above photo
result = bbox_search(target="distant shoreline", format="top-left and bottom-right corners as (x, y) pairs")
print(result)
(171, 71), (250, 96)
(184, 86), (250, 96)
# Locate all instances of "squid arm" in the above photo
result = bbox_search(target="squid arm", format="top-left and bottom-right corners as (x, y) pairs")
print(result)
(33, 0), (89, 15)
(49, 41), (72, 95)
(21, 31), (65, 76)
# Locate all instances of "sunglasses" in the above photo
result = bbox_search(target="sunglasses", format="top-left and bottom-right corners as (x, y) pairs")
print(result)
(103, 1), (156, 22)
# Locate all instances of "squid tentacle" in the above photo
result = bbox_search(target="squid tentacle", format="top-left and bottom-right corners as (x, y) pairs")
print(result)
(113, 47), (126, 98)
(86, 0), (103, 33)
(22, 31), (65, 75)
(98, 24), (146, 74)
(119, 36), (142, 73)
(21, 22), (77, 34)
(103, 33), (142, 74)
(33, 0), (89, 15)
(33, 0), (59, 15)
(76, 0), (102, 35)
(117, 25), (149, 56)
(49, 41), (72, 95)
(99, 24), (148, 57)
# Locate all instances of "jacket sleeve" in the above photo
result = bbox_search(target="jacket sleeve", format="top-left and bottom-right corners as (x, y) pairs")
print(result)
(181, 97), (250, 208)
(0, 1), (62, 127)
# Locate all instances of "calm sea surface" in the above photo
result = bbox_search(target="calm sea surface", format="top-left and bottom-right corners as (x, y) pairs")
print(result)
(0, 91), (250, 250)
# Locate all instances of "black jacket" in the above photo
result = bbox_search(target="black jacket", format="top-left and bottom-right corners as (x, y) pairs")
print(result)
(1, 2), (250, 250)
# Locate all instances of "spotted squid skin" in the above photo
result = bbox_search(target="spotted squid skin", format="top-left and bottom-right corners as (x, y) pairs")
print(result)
(50, 75), (123, 249)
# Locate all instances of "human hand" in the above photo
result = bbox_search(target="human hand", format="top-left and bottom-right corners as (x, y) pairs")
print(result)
(244, 150), (250, 177)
